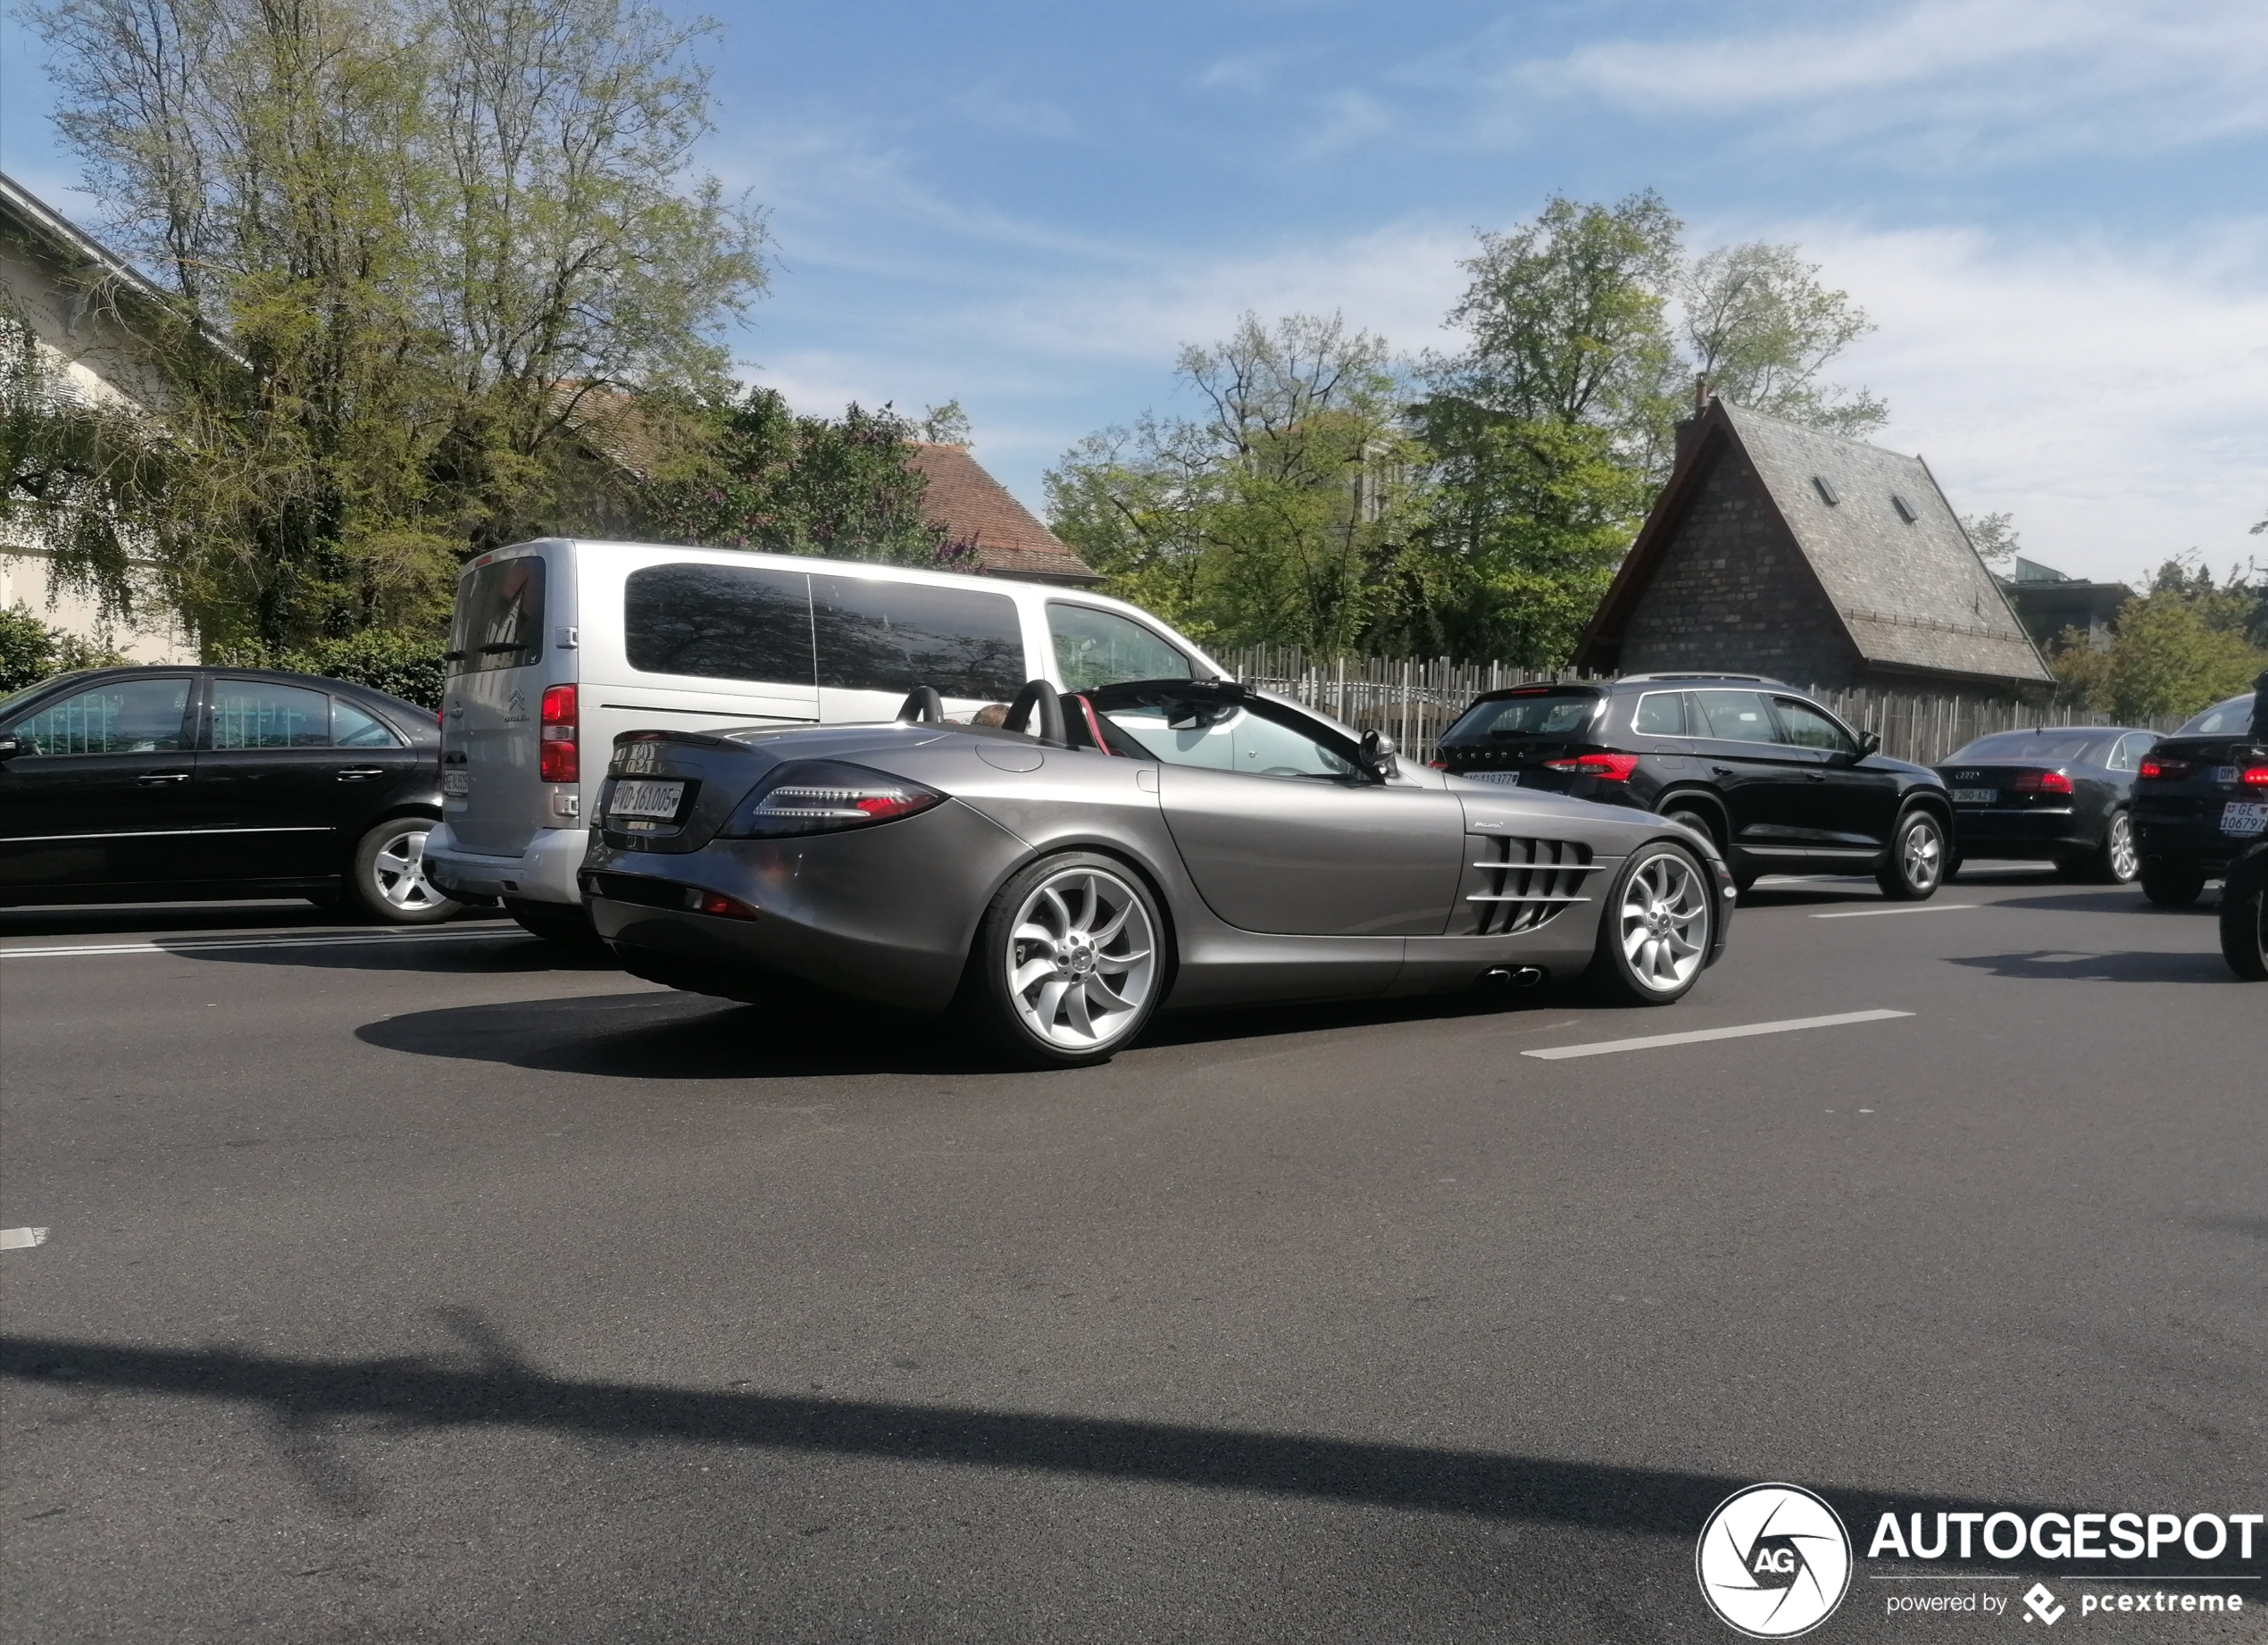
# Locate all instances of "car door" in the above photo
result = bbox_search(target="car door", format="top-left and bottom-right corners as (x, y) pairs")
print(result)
(1770, 695), (1899, 848)
(1688, 689), (1802, 851)
(0, 672), (200, 894)
(193, 676), (363, 878)
(1105, 700), (1465, 935)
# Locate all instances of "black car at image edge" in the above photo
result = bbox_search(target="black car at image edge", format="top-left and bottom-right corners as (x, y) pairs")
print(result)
(0, 664), (459, 921)
(1430, 673), (1953, 899)
(2131, 685), (2268, 908)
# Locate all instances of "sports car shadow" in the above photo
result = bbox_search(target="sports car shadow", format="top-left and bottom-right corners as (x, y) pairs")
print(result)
(356, 982), (1580, 1081)
(1946, 948), (2238, 984)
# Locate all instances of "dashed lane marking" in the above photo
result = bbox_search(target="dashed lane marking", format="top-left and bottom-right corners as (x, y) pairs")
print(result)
(1522, 1008), (1914, 1061)
(1812, 904), (1978, 920)
(0, 927), (534, 960)
(1, 1228), (50, 1251)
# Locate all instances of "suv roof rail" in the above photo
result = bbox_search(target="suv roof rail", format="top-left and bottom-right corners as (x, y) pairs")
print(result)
(1618, 672), (1789, 687)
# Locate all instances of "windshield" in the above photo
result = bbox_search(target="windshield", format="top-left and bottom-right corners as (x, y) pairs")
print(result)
(1946, 731), (2107, 764)
(1444, 690), (1600, 739)
(2176, 695), (2254, 736)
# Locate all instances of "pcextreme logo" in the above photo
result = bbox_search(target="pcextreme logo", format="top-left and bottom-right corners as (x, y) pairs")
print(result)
(1697, 1483), (1855, 1638)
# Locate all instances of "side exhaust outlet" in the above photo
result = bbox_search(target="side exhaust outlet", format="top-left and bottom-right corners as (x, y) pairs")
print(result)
(1477, 965), (1547, 990)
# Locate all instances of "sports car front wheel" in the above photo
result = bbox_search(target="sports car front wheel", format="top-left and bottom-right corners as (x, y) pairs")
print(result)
(968, 853), (1164, 1067)
(1587, 841), (1713, 1006)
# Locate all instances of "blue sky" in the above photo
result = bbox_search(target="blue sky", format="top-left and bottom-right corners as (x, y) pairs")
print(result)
(4, 0), (2264, 585)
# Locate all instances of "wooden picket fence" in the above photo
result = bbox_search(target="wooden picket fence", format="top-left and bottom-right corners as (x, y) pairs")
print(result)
(1216, 646), (2179, 766)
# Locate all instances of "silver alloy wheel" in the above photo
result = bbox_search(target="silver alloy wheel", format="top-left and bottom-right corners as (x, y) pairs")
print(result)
(1900, 816), (1943, 892)
(1617, 849), (1710, 993)
(1005, 866), (1157, 1051)
(2105, 811), (2138, 881)
(371, 824), (445, 912)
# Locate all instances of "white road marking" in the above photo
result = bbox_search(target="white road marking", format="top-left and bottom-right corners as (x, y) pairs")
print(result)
(1, 1227), (49, 1251)
(1812, 904), (1978, 920)
(0, 927), (531, 960)
(1522, 1008), (1914, 1061)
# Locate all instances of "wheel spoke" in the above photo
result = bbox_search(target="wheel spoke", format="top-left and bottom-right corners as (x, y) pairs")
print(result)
(1012, 956), (1057, 993)
(1093, 946), (1149, 973)
(1063, 982), (1096, 1037)
(1032, 978), (1070, 1027)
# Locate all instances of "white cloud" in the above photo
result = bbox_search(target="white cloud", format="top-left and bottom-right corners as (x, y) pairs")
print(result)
(1509, 0), (2268, 163)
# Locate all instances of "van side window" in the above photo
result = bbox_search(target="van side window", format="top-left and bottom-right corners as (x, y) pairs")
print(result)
(626, 564), (815, 685)
(1048, 604), (1192, 691)
(449, 556), (545, 673)
(812, 577), (1024, 700)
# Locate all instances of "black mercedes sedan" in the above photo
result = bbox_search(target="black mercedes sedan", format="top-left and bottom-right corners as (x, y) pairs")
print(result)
(0, 666), (459, 922)
(1933, 725), (2159, 883)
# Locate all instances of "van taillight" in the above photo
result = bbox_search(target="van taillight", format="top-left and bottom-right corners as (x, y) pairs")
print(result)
(540, 684), (578, 783)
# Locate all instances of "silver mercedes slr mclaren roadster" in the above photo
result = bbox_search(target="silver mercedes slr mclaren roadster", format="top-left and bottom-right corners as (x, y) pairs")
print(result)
(580, 679), (1734, 1066)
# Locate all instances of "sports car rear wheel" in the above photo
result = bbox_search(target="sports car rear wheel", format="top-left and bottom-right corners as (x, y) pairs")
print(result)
(1587, 841), (1712, 1006)
(970, 854), (1163, 1067)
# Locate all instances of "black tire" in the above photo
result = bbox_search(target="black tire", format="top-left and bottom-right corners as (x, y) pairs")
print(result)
(2139, 865), (2205, 907)
(963, 851), (1165, 1068)
(2085, 809), (2139, 885)
(1732, 867), (1761, 897)
(2220, 856), (2268, 981)
(345, 816), (461, 924)
(1876, 809), (1947, 901)
(504, 898), (600, 945)
(1585, 840), (1713, 1006)
(1943, 854), (1964, 883)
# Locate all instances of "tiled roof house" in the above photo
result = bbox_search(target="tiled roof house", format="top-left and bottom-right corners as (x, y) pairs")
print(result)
(1572, 397), (2051, 697)
(905, 440), (1100, 587)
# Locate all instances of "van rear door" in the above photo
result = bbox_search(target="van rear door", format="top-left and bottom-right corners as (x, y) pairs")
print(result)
(444, 549), (554, 856)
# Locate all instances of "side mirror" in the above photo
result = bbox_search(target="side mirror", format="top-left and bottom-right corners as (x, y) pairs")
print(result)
(1359, 729), (1397, 780)
(1858, 730), (1881, 756)
(0, 734), (21, 763)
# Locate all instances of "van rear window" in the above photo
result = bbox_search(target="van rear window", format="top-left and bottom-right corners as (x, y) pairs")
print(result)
(627, 563), (815, 684)
(450, 557), (545, 674)
(812, 577), (1025, 700)
(1445, 690), (1600, 739)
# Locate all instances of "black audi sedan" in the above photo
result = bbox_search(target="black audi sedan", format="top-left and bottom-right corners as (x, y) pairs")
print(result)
(1430, 674), (1953, 899)
(1932, 725), (2158, 883)
(0, 665), (458, 922)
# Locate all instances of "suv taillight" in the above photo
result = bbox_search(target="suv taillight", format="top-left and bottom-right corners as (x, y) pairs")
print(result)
(1543, 752), (1640, 781)
(2013, 769), (2073, 796)
(2245, 766), (2268, 788)
(539, 684), (578, 783)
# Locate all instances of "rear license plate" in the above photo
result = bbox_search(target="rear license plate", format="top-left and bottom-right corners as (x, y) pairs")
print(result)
(442, 770), (470, 796)
(1462, 771), (1522, 786)
(1952, 788), (1997, 805)
(2221, 801), (2268, 838)
(611, 780), (685, 820)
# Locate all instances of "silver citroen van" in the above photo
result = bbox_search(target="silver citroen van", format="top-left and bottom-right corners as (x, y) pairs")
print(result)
(421, 539), (1224, 938)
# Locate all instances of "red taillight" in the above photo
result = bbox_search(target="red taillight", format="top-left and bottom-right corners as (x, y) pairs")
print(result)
(2139, 756), (2189, 781)
(2013, 769), (2073, 796)
(1426, 758), (1448, 771)
(539, 683), (578, 783)
(691, 889), (760, 920)
(2244, 766), (2268, 788)
(1543, 752), (1640, 781)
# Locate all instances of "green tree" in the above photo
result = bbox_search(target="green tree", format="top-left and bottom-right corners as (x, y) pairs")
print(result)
(1679, 242), (1885, 438)
(1960, 511), (2022, 569)
(1048, 313), (1430, 655)
(0, 601), (133, 692)
(2050, 558), (2268, 721)
(34, 0), (766, 652)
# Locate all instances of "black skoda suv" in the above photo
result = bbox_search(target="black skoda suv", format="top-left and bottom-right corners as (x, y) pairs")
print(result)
(1430, 674), (1954, 899)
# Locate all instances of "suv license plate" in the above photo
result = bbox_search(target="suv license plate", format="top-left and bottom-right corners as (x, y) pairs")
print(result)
(2221, 801), (2268, 838)
(611, 780), (685, 820)
(442, 770), (470, 796)
(1952, 788), (1997, 805)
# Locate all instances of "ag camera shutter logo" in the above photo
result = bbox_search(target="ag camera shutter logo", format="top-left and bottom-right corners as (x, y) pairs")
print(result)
(1697, 1482), (1853, 1637)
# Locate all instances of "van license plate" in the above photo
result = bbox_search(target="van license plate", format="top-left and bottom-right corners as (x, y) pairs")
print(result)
(2221, 801), (2268, 838)
(612, 780), (685, 820)
(1952, 788), (1996, 805)
(442, 770), (469, 796)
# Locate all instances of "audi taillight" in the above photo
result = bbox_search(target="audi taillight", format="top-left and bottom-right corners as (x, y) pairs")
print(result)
(539, 684), (578, 783)
(1543, 752), (1640, 781)
(2013, 769), (2073, 796)
(2139, 756), (2189, 781)
(721, 761), (945, 838)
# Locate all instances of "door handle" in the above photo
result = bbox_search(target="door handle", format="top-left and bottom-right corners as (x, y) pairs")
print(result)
(1711, 765), (1736, 777)
(1805, 772), (1827, 782)
(137, 772), (190, 785)
(336, 768), (388, 781)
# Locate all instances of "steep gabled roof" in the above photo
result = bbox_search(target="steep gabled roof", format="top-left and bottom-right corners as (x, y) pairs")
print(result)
(905, 441), (1100, 586)
(1577, 399), (2051, 684)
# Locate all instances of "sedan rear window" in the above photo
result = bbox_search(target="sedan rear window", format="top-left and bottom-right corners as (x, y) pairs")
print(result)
(2177, 696), (2253, 736)
(1947, 731), (2105, 764)
(1444, 690), (1599, 739)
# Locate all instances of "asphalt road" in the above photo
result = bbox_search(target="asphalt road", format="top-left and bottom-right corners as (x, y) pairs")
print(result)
(2, 871), (2262, 1643)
